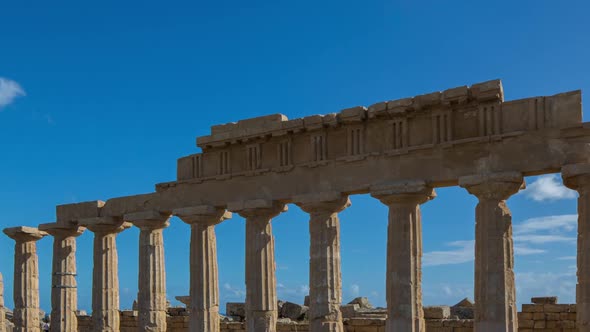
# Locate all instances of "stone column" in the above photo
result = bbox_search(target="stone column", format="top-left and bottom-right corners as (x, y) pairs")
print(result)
(3, 226), (48, 332)
(38, 223), (85, 332)
(459, 172), (524, 332)
(125, 211), (171, 332)
(371, 181), (435, 332)
(562, 163), (590, 331)
(295, 192), (350, 332)
(79, 217), (131, 332)
(229, 200), (287, 332)
(0, 272), (6, 332)
(175, 206), (232, 332)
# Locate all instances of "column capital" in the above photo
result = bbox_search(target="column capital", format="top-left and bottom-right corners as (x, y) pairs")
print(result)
(79, 216), (131, 234)
(562, 163), (590, 191)
(370, 180), (435, 206)
(459, 172), (524, 200)
(125, 210), (171, 230)
(174, 205), (232, 226)
(38, 222), (85, 238)
(3, 226), (48, 242)
(228, 199), (287, 219)
(294, 191), (350, 214)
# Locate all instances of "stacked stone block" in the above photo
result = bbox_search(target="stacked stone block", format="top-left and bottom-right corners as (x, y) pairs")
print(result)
(74, 302), (581, 332)
(518, 297), (576, 331)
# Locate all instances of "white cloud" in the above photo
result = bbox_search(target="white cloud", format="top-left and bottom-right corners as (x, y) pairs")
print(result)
(514, 234), (576, 244)
(423, 240), (474, 266)
(557, 256), (577, 261)
(424, 239), (548, 267)
(514, 215), (577, 235)
(521, 175), (577, 201)
(350, 284), (360, 297)
(422, 283), (473, 306)
(443, 285), (452, 296)
(0, 77), (25, 108)
(222, 283), (246, 300)
(276, 283), (309, 303)
(515, 270), (576, 304)
(513, 245), (546, 255)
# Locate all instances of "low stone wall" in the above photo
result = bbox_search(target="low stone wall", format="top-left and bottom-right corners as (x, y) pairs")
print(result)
(518, 303), (576, 331)
(77, 315), (473, 332)
(74, 298), (578, 332)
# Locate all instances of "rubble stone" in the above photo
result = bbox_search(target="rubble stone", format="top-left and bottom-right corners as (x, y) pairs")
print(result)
(280, 302), (308, 321)
(423, 306), (451, 319)
(347, 297), (373, 309)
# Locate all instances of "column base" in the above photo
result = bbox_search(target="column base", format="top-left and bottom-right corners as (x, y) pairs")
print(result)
(192, 309), (220, 332)
(247, 310), (277, 332)
(310, 317), (344, 332)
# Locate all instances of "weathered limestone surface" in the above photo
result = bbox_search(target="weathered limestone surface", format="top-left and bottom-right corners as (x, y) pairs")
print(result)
(371, 181), (435, 332)
(75, 297), (580, 332)
(38, 223), (85, 332)
(3, 227), (47, 332)
(229, 200), (287, 332)
(296, 192), (350, 332)
(459, 172), (524, 332)
(79, 217), (131, 332)
(175, 206), (232, 332)
(126, 211), (171, 332)
(562, 163), (590, 331)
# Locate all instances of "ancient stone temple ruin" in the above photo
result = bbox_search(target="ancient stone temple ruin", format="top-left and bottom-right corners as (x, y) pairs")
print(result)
(1, 80), (589, 332)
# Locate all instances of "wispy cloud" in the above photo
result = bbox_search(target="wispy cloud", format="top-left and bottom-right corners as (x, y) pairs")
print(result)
(350, 284), (360, 297)
(276, 283), (309, 303)
(515, 234), (575, 244)
(513, 245), (546, 255)
(222, 283), (246, 300)
(515, 269), (576, 304)
(514, 215), (577, 235)
(423, 241), (474, 266)
(0, 77), (25, 109)
(521, 175), (577, 201)
(557, 256), (577, 261)
(423, 239), (546, 267)
(424, 214), (577, 266)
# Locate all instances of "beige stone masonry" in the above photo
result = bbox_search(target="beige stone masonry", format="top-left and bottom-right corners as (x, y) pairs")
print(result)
(295, 192), (351, 332)
(0, 272), (5, 332)
(125, 211), (171, 332)
(175, 206), (232, 332)
(229, 200), (287, 332)
(79, 217), (131, 332)
(38, 222), (85, 332)
(56, 201), (105, 226)
(3, 226), (48, 332)
(459, 172), (524, 332)
(371, 181), (436, 332)
(562, 163), (590, 331)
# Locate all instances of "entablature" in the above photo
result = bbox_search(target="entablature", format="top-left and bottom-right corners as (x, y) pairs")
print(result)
(174, 80), (582, 185)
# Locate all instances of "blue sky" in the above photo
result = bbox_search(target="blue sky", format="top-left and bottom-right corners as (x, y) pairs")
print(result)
(0, 0), (589, 314)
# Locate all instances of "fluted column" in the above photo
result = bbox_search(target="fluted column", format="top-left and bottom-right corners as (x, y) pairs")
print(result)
(125, 211), (171, 332)
(79, 217), (131, 332)
(562, 164), (590, 331)
(175, 206), (232, 332)
(230, 200), (287, 332)
(0, 272), (5, 332)
(371, 181), (435, 332)
(459, 172), (524, 332)
(3, 226), (48, 332)
(295, 192), (350, 332)
(38, 223), (85, 332)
